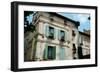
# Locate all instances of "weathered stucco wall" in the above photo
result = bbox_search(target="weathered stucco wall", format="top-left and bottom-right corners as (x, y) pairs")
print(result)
(35, 12), (79, 60)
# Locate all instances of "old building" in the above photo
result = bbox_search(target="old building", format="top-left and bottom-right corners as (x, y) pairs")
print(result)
(24, 12), (80, 61)
(78, 31), (90, 59)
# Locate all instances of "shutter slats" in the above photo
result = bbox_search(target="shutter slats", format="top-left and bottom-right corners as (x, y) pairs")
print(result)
(53, 47), (56, 59)
(45, 25), (49, 37)
(65, 31), (67, 41)
(58, 30), (60, 40)
(44, 43), (48, 60)
(54, 28), (56, 39)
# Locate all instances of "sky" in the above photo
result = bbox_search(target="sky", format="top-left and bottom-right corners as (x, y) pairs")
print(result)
(58, 13), (90, 32)
(26, 13), (34, 24)
(26, 12), (90, 32)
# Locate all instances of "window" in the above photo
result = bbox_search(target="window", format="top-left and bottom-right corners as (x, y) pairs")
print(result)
(78, 45), (83, 59)
(45, 25), (56, 39)
(48, 26), (54, 39)
(60, 30), (65, 42)
(47, 46), (56, 60)
(72, 30), (76, 36)
(44, 44), (56, 60)
(73, 44), (76, 54)
(58, 30), (68, 42)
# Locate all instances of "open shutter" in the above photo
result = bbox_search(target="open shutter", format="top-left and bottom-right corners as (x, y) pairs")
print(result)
(67, 31), (70, 41)
(81, 36), (83, 44)
(65, 31), (67, 41)
(52, 47), (56, 59)
(54, 28), (56, 39)
(44, 43), (48, 60)
(79, 36), (81, 43)
(56, 29), (58, 40)
(45, 25), (49, 37)
(58, 30), (60, 40)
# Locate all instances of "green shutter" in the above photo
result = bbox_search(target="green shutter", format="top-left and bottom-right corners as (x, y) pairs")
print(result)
(44, 43), (48, 60)
(56, 29), (58, 40)
(58, 30), (60, 40)
(45, 25), (49, 37)
(65, 31), (67, 41)
(60, 48), (65, 60)
(67, 31), (69, 41)
(45, 25), (47, 37)
(52, 47), (56, 59)
(54, 28), (56, 39)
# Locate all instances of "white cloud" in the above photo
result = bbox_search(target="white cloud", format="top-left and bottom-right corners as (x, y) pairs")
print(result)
(58, 13), (90, 32)
(75, 14), (89, 24)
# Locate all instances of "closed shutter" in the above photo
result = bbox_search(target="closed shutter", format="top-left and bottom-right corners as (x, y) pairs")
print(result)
(60, 48), (65, 60)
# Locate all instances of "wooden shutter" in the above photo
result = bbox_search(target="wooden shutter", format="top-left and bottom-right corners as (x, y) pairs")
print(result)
(60, 48), (65, 60)
(67, 31), (70, 41)
(65, 31), (67, 41)
(58, 29), (60, 40)
(52, 47), (56, 59)
(44, 43), (48, 60)
(54, 28), (56, 39)
(45, 25), (49, 37)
